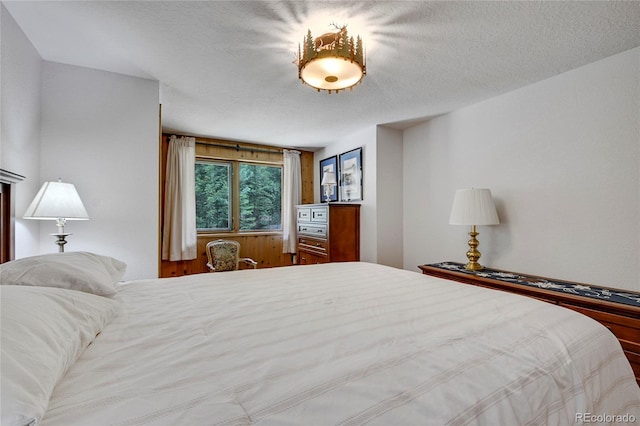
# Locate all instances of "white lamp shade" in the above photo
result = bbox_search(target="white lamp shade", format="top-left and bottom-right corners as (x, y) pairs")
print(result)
(321, 171), (337, 185)
(23, 181), (89, 220)
(449, 188), (499, 225)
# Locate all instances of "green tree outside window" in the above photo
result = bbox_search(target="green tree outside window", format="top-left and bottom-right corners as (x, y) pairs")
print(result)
(195, 160), (282, 232)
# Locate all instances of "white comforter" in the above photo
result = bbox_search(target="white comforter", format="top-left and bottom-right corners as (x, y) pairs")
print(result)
(42, 262), (640, 425)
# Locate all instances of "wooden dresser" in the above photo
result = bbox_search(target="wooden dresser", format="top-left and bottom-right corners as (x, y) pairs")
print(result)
(418, 262), (640, 386)
(296, 203), (360, 265)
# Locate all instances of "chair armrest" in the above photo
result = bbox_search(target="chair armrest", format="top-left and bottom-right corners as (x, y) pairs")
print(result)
(241, 258), (258, 269)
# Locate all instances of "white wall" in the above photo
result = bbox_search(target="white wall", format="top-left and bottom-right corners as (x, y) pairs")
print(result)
(2, 8), (160, 279)
(404, 47), (640, 291)
(1, 4), (42, 258)
(376, 126), (403, 268)
(315, 126), (378, 263)
(314, 125), (405, 267)
(38, 62), (160, 280)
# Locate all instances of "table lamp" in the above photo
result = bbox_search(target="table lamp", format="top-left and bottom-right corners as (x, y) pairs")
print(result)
(23, 179), (89, 252)
(321, 171), (337, 202)
(449, 188), (499, 271)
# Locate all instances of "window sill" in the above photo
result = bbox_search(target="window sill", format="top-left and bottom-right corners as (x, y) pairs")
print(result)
(197, 231), (283, 238)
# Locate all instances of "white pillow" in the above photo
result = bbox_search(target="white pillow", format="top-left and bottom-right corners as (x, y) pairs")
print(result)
(0, 252), (126, 297)
(0, 285), (120, 426)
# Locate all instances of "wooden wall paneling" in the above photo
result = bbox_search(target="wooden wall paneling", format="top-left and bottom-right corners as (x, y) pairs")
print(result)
(300, 150), (315, 204)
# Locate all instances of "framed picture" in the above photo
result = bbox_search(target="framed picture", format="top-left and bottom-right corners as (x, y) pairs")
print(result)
(339, 147), (363, 201)
(319, 155), (339, 203)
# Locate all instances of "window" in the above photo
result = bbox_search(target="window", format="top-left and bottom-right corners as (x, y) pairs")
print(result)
(195, 160), (282, 232)
(239, 163), (282, 231)
(195, 161), (231, 231)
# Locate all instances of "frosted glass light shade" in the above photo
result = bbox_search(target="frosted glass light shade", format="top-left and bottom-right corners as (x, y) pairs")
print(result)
(23, 181), (89, 221)
(449, 188), (499, 226)
(300, 57), (364, 92)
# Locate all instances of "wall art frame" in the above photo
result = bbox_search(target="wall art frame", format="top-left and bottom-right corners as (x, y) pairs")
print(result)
(319, 155), (339, 203)
(339, 147), (363, 202)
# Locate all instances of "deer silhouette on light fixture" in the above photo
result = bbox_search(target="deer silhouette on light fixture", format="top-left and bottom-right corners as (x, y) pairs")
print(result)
(314, 22), (347, 51)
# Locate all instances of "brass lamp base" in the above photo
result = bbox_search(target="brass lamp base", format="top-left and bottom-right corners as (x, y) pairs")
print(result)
(465, 260), (483, 271)
(464, 225), (483, 271)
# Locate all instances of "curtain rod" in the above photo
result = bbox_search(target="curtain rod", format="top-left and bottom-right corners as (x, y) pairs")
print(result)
(195, 139), (283, 155)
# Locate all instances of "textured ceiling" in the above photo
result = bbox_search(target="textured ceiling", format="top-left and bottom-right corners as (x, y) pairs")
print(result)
(4, 1), (640, 150)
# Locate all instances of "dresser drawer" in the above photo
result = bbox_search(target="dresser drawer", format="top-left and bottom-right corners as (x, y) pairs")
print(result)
(298, 250), (328, 265)
(298, 237), (328, 254)
(310, 207), (328, 222)
(298, 223), (327, 237)
(561, 303), (640, 354)
(298, 208), (311, 221)
(626, 351), (640, 384)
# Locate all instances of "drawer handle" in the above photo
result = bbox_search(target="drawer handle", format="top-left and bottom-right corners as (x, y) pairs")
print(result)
(316, 243), (321, 246)
(317, 229), (322, 233)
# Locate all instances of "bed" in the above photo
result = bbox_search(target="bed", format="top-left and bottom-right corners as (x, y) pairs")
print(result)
(2, 252), (639, 426)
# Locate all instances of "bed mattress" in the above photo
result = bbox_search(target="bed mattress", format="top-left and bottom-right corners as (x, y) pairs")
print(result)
(40, 262), (640, 425)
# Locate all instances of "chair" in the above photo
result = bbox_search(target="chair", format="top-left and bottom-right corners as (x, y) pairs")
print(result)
(205, 239), (258, 272)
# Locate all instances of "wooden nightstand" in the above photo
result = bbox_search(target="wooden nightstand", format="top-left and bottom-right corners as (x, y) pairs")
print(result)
(419, 262), (640, 386)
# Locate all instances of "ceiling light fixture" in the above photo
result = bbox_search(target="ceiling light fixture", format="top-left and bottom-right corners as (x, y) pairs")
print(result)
(297, 23), (366, 94)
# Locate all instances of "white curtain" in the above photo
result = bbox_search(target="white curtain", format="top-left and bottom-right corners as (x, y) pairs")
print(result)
(282, 149), (301, 253)
(162, 135), (197, 261)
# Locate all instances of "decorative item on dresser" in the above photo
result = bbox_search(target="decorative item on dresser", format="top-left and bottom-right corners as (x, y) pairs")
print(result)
(320, 171), (338, 203)
(418, 262), (640, 385)
(296, 203), (360, 264)
(319, 155), (339, 203)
